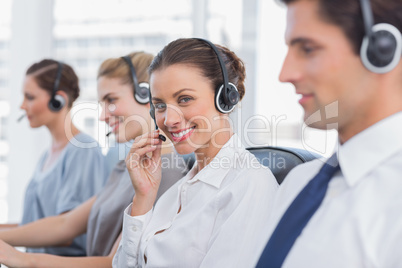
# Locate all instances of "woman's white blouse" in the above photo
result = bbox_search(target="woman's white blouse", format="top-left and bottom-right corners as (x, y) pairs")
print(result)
(113, 134), (278, 267)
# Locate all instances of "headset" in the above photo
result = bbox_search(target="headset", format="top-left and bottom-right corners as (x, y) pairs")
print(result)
(195, 38), (240, 114)
(121, 55), (164, 140)
(148, 38), (239, 140)
(149, 91), (166, 141)
(360, 0), (402, 73)
(148, 39), (239, 118)
(106, 56), (151, 137)
(48, 62), (66, 112)
(121, 55), (150, 104)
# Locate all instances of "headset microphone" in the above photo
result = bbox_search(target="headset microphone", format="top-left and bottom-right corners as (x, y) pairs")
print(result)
(106, 130), (112, 137)
(17, 114), (26, 122)
(157, 129), (166, 142)
(149, 91), (166, 142)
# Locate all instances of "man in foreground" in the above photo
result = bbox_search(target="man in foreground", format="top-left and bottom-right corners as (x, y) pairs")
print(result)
(256, 0), (402, 267)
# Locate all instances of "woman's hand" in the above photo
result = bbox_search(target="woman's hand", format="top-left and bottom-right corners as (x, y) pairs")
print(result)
(126, 130), (163, 216)
(0, 239), (29, 267)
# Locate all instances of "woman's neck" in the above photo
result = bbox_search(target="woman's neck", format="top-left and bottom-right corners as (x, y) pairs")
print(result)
(195, 128), (234, 171)
(161, 142), (174, 155)
(42, 115), (80, 172)
(47, 114), (80, 152)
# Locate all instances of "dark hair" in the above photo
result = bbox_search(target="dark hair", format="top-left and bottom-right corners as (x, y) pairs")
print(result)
(278, 0), (402, 55)
(26, 59), (79, 107)
(149, 38), (246, 101)
(97, 51), (154, 92)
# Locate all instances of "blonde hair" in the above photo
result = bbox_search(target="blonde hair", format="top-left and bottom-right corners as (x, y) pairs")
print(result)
(98, 51), (154, 88)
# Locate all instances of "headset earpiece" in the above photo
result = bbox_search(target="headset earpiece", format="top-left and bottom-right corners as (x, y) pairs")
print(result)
(215, 82), (240, 113)
(359, 0), (402, 73)
(48, 94), (66, 112)
(361, 23), (401, 73)
(136, 82), (151, 104)
(48, 62), (66, 112)
(194, 38), (239, 114)
(122, 56), (150, 104)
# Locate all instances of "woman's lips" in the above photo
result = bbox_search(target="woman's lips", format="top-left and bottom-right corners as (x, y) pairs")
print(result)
(110, 122), (120, 133)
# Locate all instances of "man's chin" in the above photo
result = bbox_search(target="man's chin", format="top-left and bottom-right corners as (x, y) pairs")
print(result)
(303, 116), (339, 131)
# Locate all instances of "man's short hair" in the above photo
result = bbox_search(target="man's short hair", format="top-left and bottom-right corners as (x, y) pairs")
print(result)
(278, 0), (402, 55)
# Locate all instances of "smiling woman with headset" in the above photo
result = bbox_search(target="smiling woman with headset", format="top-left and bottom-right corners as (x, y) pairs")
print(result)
(112, 38), (278, 268)
(0, 52), (189, 267)
(0, 59), (109, 256)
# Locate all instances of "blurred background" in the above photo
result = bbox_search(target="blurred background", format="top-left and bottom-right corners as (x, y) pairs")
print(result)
(0, 0), (337, 224)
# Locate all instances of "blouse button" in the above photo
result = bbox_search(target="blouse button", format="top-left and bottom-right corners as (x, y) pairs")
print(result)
(132, 226), (138, 232)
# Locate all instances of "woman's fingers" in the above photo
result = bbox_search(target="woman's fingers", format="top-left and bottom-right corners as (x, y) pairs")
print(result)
(0, 239), (25, 267)
(151, 140), (162, 162)
(129, 131), (161, 153)
(124, 131), (163, 213)
(126, 131), (162, 168)
(126, 146), (157, 169)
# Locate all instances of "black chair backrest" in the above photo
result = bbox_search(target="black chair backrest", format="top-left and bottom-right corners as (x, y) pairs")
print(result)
(246, 146), (321, 184)
(182, 153), (196, 171)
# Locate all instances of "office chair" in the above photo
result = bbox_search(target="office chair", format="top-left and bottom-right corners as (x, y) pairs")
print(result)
(179, 146), (320, 185)
(246, 146), (321, 184)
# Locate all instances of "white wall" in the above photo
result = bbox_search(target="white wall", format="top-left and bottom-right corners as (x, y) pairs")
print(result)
(256, 1), (337, 155)
(7, 0), (54, 222)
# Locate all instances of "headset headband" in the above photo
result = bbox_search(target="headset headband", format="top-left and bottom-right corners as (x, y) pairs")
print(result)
(360, 0), (374, 37)
(193, 38), (229, 92)
(52, 62), (63, 96)
(122, 55), (140, 88)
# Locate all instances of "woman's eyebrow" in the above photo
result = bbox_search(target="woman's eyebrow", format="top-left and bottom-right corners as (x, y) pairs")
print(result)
(152, 96), (163, 103)
(100, 93), (111, 102)
(152, 88), (196, 102)
(172, 88), (196, 98)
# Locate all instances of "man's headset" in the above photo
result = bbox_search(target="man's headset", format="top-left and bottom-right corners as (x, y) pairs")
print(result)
(360, 0), (402, 73)
(121, 55), (150, 104)
(48, 62), (66, 112)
